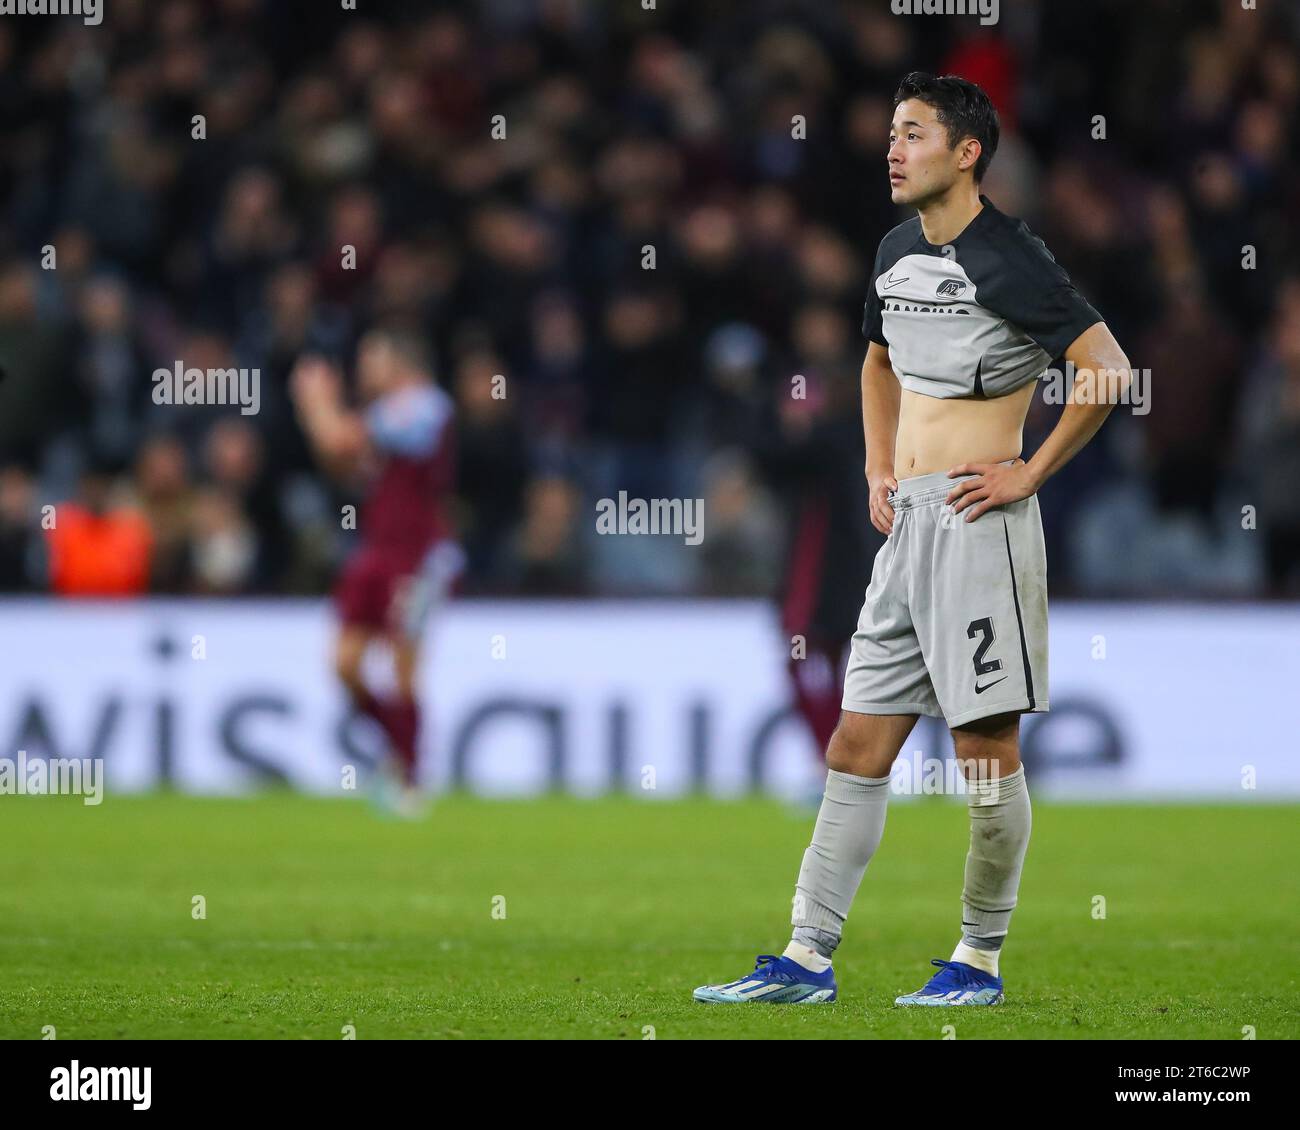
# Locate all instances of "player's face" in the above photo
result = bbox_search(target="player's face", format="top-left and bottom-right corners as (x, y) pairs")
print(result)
(888, 99), (970, 208)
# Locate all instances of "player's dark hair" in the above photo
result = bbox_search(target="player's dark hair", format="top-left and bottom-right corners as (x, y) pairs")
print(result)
(893, 72), (1000, 183)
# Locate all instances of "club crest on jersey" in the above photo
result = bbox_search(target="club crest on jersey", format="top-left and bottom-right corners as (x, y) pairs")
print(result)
(936, 278), (967, 298)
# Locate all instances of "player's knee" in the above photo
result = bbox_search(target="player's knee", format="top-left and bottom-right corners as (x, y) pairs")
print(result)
(825, 711), (916, 777)
(826, 721), (885, 777)
(824, 728), (856, 773)
(951, 711), (1021, 772)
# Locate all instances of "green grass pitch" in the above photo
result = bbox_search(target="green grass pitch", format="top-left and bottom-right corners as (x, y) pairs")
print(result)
(1, 792), (1296, 1039)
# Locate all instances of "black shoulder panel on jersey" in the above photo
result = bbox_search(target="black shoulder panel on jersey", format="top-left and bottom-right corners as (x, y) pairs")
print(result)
(957, 207), (1103, 359)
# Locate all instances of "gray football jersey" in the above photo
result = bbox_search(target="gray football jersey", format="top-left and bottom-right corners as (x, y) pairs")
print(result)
(862, 195), (1102, 399)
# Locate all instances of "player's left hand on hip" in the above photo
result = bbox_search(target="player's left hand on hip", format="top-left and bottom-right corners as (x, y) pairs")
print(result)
(945, 458), (1036, 522)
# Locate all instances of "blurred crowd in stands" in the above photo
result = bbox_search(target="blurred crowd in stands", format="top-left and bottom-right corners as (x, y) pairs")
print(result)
(1, 0), (1299, 598)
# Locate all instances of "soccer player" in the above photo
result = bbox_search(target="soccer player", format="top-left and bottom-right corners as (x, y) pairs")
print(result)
(694, 73), (1132, 1006)
(291, 330), (461, 816)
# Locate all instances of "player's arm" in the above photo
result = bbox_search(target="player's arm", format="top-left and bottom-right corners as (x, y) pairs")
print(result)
(290, 356), (368, 480)
(948, 322), (1132, 521)
(860, 237), (900, 535)
(946, 223), (1128, 522)
(1021, 321), (1131, 487)
(862, 341), (901, 535)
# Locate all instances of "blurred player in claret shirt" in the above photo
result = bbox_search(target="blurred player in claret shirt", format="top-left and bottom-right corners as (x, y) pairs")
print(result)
(291, 329), (462, 816)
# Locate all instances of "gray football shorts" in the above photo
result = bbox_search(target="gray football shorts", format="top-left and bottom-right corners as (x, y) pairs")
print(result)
(842, 461), (1049, 728)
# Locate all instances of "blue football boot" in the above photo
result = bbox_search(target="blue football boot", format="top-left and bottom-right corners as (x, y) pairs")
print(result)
(693, 954), (837, 1004)
(894, 958), (1004, 1006)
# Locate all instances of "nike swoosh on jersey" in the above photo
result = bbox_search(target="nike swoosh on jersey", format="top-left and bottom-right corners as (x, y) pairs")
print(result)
(974, 676), (1008, 694)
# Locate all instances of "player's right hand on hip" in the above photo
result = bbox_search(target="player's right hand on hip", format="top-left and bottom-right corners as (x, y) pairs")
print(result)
(868, 469), (898, 536)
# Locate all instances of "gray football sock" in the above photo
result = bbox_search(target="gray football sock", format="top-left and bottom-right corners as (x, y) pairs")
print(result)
(960, 765), (1032, 952)
(790, 768), (892, 958)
